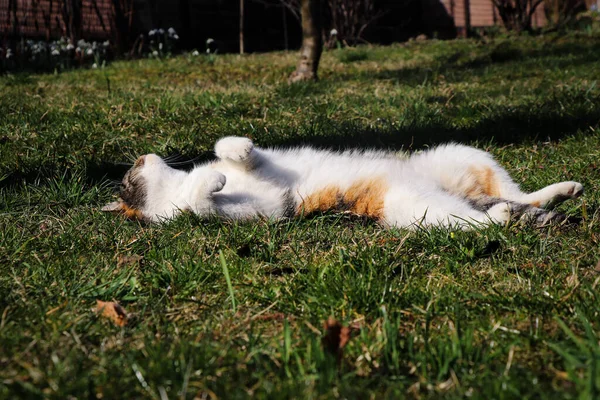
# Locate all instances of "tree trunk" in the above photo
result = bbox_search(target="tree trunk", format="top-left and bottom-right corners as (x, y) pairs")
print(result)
(110, 0), (132, 55)
(66, 0), (83, 45)
(289, 0), (322, 82)
(240, 0), (245, 54)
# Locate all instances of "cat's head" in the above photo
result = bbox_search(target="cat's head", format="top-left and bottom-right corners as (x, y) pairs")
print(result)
(102, 154), (182, 222)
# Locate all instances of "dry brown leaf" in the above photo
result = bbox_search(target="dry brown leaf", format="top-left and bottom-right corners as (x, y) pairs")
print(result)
(252, 312), (286, 322)
(96, 300), (128, 327)
(322, 317), (358, 362)
(117, 254), (143, 268)
(595, 259), (600, 273)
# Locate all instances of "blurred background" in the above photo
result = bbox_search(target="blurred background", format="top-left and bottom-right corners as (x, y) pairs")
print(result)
(1, 0), (599, 71)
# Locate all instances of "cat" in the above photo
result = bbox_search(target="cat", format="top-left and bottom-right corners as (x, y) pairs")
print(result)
(102, 136), (584, 229)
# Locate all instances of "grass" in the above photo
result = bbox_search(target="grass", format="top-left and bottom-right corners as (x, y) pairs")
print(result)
(1, 31), (600, 398)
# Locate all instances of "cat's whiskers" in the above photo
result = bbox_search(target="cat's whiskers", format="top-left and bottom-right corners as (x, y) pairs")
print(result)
(107, 179), (122, 188)
(164, 155), (204, 167)
(162, 153), (183, 163)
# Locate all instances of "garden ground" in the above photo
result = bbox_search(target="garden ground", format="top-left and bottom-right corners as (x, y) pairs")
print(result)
(1, 31), (600, 398)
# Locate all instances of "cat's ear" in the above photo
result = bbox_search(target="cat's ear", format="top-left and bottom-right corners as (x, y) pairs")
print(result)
(102, 200), (126, 213)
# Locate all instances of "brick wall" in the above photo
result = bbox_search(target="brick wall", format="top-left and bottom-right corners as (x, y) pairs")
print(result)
(438, 0), (547, 33)
(0, 0), (113, 41)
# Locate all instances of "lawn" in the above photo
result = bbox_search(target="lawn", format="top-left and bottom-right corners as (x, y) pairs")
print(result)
(1, 31), (600, 398)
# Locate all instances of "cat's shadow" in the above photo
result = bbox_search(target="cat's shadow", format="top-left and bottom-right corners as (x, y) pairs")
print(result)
(2, 94), (598, 190)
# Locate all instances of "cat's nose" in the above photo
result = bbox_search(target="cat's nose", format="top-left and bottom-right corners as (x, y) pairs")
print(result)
(134, 155), (146, 167)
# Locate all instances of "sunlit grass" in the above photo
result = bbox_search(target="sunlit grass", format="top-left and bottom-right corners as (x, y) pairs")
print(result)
(1, 31), (600, 398)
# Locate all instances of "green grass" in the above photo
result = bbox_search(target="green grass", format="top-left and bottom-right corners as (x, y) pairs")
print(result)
(2, 31), (600, 398)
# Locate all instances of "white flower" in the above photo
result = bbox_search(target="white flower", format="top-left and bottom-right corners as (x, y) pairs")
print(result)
(92, 63), (98, 69)
(206, 48), (210, 54)
(168, 27), (176, 35)
(158, 28), (164, 35)
(159, 43), (163, 50)
(192, 50), (199, 56)
(330, 28), (338, 36)
(103, 40), (110, 47)
(66, 43), (74, 50)
(152, 50), (158, 56)
(173, 34), (179, 40)
(206, 38), (214, 45)
(149, 29), (156, 36)
(76, 47), (81, 53)
(86, 48), (93, 55)
(51, 49), (60, 56)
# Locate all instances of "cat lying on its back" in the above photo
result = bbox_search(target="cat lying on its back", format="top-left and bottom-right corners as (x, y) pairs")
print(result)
(103, 136), (583, 229)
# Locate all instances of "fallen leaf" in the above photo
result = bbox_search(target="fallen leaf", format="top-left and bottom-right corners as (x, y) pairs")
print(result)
(117, 254), (143, 268)
(252, 312), (286, 322)
(322, 317), (358, 362)
(595, 259), (600, 273)
(96, 300), (128, 327)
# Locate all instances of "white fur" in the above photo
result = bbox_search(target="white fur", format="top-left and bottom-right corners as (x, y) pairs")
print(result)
(126, 137), (583, 229)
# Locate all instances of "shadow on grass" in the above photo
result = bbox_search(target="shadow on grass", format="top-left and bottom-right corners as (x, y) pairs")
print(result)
(265, 103), (600, 150)
(333, 39), (600, 86)
(0, 150), (216, 191)
(2, 100), (598, 189)
(355, 53), (600, 87)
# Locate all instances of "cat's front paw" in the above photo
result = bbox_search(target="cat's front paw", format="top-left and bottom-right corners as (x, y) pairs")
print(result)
(215, 136), (254, 162)
(188, 168), (226, 195)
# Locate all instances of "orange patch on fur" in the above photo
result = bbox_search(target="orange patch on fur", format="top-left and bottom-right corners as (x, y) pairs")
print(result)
(343, 178), (388, 219)
(297, 178), (388, 220)
(466, 166), (500, 199)
(530, 200), (541, 208)
(297, 186), (342, 215)
(121, 202), (145, 220)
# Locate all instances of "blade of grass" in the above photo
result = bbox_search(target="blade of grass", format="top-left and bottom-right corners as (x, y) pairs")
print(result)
(219, 250), (237, 313)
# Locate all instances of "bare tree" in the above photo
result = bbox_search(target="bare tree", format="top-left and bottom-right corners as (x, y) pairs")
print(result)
(253, 0), (383, 47)
(63, 0), (83, 44)
(109, 0), (135, 54)
(492, 0), (545, 31)
(289, 0), (322, 82)
(544, 0), (587, 28)
(327, 0), (384, 46)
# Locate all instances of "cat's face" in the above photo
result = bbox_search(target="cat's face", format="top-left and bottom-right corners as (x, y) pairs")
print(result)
(102, 154), (179, 221)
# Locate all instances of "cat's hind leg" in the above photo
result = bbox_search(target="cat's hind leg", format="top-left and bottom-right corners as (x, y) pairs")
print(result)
(463, 160), (584, 209)
(413, 144), (583, 210)
(460, 166), (583, 210)
(382, 185), (510, 229)
(517, 181), (584, 208)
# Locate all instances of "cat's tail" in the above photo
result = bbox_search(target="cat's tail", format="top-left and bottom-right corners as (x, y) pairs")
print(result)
(485, 201), (578, 227)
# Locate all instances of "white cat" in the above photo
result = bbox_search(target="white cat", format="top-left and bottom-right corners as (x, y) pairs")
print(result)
(103, 136), (583, 229)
